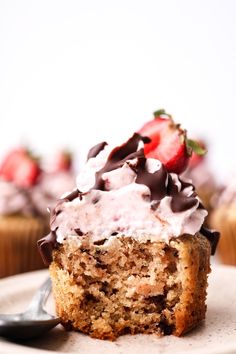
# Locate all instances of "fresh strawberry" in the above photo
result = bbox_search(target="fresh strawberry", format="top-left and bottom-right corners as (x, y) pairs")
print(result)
(138, 109), (205, 174)
(0, 148), (41, 187)
(53, 150), (73, 172)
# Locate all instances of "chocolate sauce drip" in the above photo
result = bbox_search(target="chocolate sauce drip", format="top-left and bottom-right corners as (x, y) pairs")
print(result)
(179, 178), (195, 192)
(63, 189), (80, 202)
(136, 158), (168, 201)
(91, 133), (199, 212)
(37, 231), (58, 265)
(87, 142), (107, 160)
(200, 226), (220, 255)
(93, 133), (149, 190)
(169, 177), (198, 212)
(136, 159), (198, 212)
(171, 193), (198, 212)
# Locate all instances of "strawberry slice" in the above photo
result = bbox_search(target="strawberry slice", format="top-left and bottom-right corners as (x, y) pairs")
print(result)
(53, 150), (73, 172)
(139, 109), (205, 174)
(0, 148), (41, 187)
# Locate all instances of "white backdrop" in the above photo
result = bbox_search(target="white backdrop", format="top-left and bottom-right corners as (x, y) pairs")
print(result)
(1, 0), (236, 179)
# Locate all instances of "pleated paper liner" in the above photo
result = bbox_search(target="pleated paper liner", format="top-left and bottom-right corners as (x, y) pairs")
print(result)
(0, 215), (49, 278)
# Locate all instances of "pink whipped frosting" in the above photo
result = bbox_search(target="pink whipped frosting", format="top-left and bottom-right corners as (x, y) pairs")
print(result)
(51, 140), (207, 245)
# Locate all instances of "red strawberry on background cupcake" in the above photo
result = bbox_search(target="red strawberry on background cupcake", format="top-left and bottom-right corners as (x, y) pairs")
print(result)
(0, 148), (41, 188)
(52, 150), (73, 172)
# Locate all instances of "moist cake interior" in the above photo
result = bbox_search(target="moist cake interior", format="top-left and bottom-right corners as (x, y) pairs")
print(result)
(50, 233), (210, 340)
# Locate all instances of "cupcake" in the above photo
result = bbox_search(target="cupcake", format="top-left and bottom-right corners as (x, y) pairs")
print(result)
(32, 150), (76, 214)
(0, 148), (49, 277)
(0, 148), (75, 278)
(38, 113), (219, 340)
(210, 177), (236, 265)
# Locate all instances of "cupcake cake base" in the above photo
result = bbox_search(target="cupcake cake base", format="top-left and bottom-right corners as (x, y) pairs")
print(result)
(50, 233), (211, 340)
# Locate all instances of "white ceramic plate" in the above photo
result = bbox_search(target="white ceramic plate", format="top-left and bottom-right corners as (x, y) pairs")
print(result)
(0, 265), (236, 354)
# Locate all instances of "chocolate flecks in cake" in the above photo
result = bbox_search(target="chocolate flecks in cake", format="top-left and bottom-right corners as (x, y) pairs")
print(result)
(84, 293), (98, 303)
(87, 142), (108, 160)
(37, 230), (58, 265)
(74, 228), (84, 236)
(159, 321), (174, 335)
(95, 261), (107, 270)
(200, 226), (220, 255)
(94, 239), (106, 246)
(147, 295), (165, 306)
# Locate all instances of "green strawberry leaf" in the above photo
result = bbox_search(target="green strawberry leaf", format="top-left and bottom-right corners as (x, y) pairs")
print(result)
(186, 139), (207, 156)
(153, 109), (173, 120)
(153, 109), (166, 117)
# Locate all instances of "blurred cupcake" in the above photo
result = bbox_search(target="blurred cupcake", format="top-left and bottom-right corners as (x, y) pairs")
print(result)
(0, 148), (50, 277)
(32, 150), (76, 213)
(210, 177), (236, 265)
(0, 148), (77, 278)
(183, 140), (217, 221)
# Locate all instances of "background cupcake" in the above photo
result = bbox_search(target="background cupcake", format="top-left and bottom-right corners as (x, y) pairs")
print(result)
(210, 177), (236, 265)
(0, 148), (76, 278)
(32, 150), (76, 214)
(182, 139), (218, 223)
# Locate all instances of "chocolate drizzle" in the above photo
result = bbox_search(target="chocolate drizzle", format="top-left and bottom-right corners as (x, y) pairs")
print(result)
(90, 133), (198, 212)
(93, 133), (150, 190)
(87, 142), (108, 160)
(136, 158), (198, 212)
(200, 226), (220, 255)
(136, 157), (168, 201)
(38, 189), (82, 265)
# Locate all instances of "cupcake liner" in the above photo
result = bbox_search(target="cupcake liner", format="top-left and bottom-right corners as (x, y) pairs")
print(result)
(0, 215), (50, 278)
(210, 206), (236, 265)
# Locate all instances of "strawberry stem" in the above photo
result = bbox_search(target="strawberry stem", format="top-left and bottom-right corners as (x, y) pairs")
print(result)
(153, 109), (166, 117)
(153, 109), (172, 120)
(186, 139), (207, 156)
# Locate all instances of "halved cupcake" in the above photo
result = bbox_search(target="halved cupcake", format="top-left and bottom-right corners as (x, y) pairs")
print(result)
(38, 113), (219, 340)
